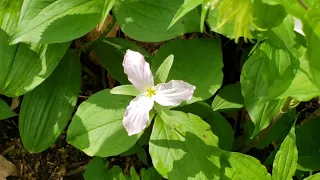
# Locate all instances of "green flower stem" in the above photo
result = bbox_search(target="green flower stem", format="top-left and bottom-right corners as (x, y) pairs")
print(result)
(241, 97), (293, 153)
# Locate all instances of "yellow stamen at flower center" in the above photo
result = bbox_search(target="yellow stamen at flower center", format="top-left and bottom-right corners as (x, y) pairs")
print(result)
(146, 87), (156, 97)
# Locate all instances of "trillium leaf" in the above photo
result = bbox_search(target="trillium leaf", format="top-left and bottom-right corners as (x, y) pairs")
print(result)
(304, 173), (320, 180)
(19, 51), (81, 153)
(10, 0), (103, 44)
(211, 83), (244, 112)
(151, 38), (223, 104)
(0, 98), (17, 120)
(110, 85), (141, 96)
(272, 125), (298, 180)
(168, 0), (202, 29)
(0, 0), (70, 97)
(149, 111), (221, 179)
(141, 167), (162, 180)
(67, 89), (141, 157)
(154, 54), (174, 84)
(83, 157), (108, 180)
(223, 151), (272, 180)
(113, 0), (200, 42)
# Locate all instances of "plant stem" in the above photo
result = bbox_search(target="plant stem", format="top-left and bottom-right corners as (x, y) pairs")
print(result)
(81, 15), (116, 53)
(240, 97), (293, 153)
(297, 0), (308, 10)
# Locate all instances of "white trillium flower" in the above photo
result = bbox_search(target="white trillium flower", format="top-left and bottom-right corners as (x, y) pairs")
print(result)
(120, 50), (196, 136)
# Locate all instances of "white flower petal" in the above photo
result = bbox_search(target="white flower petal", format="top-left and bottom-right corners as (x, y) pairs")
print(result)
(123, 94), (154, 136)
(123, 50), (154, 91)
(154, 80), (196, 106)
(294, 17), (304, 36)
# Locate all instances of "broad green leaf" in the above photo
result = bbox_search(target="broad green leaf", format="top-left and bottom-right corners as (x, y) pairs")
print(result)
(10, 0), (103, 44)
(168, 0), (202, 29)
(19, 51), (81, 153)
(241, 16), (304, 104)
(83, 157), (108, 180)
(305, 9), (320, 91)
(0, 98), (16, 120)
(154, 54), (174, 83)
(261, 0), (307, 19)
(206, 112), (234, 150)
(151, 38), (223, 104)
(174, 102), (212, 120)
(247, 99), (285, 138)
(141, 167), (162, 180)
(223, 151), (272, 180)
(94, 38), (151, 84)
(113, 0), (200, 42)
(149, 111), (221, 179)
(0, 0), (70, 97)
(99, 0), (116, 29)
(252, 1), (286, 30)
(296, 118), (320, 171)
(110, 85), (140, 96)
(255, 109), (296, 149)
(278, 54), (319, 101)
(272, 125), (298, 180)
(211, 83), (244, 112)
(305, 173), (320, 180)
(67, 90), (140, 157)
(137, 147), (148, 165)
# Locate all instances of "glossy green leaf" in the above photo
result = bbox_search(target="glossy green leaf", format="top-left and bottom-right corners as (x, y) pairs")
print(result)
(113, 0), (200, 42)
(10, 0), (103, 44)
(206, 112), (234, 150)
(223, 151), (272, 180)
(67, 90), (140, 157)
(211, 83), (244, 112)
(296, 118), (320, 171)
(154, 54), (174, 84)
(272, 125), (298, 180)
(0, 0), (70, 97)
(248, 99), (285, 138)
(305, 9), (320, 91)
(261, 0), (307, 19)
(241, 16), (304, 104)
(83, 157), (108, 180)
(99, 0), (116, 29)
(0, 98), (16, 120)
(149, 111), (221, 179)
(255, 109), (295, 149)
(94, 38), (151, 84)
(252, 1), (286, 30)
(19, 51), (81, 153)
(151, 38), (223, 104)
(168, 0), (202, 29)
(110, 85), (140, 96)
(174, 102), (212, 120)
(141, 167), (162, 180)
(304, 173), (320, 180)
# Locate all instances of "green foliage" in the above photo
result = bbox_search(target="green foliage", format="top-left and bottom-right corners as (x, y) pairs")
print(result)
(113, 0), (200, 42)
(67, 89), (141, 157)
(211, 83), (244, 112)
(149, 111), (220, 179)
(19, 51), (81, 153)
(272, 125), (298, 180)
(0, 98), (16, 120)
(10, 0), (103, 44)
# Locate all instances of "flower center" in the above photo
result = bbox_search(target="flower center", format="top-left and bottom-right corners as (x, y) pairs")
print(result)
(146, 87), (156, 97)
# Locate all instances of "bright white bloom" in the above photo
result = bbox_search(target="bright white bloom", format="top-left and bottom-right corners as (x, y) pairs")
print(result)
(122, 50), (196, 136)
(294, 17), (304, 36)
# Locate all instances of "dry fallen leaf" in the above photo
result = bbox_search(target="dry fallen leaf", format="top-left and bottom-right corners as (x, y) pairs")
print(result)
(0, 155), (19, 179)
